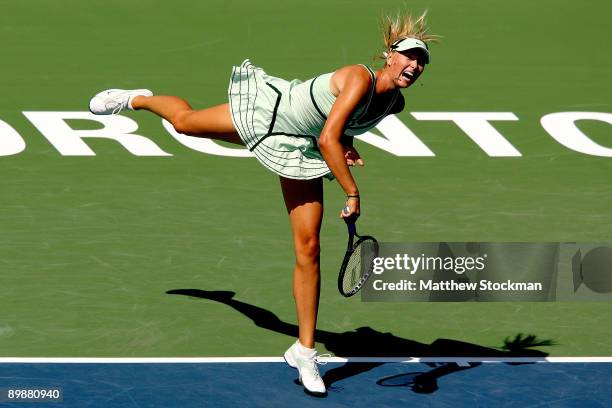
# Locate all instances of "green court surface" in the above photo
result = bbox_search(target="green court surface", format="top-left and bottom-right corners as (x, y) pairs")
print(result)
(1, 0), (611, 358)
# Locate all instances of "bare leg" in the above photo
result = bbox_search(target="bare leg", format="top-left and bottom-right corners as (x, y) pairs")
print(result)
(280, 176), (324, 349)
(132, 95), (243, 145)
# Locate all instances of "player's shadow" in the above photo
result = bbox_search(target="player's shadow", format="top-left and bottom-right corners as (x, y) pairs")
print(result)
(166, 289), (553, 392)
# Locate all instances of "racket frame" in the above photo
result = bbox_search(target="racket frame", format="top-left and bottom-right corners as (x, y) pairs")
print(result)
(338, 221), (379, 297)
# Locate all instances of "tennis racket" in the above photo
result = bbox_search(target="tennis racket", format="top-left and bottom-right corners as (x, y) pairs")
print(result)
(338, 214), (379, 297)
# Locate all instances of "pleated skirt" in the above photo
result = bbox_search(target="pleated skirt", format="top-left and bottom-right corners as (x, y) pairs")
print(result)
(228, 59), (332, 180)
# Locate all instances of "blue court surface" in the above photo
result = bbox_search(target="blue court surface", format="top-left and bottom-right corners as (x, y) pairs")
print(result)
(1, 360), (611, 407)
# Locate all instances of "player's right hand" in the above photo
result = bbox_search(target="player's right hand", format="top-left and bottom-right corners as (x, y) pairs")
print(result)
(340, 197), (360, 221)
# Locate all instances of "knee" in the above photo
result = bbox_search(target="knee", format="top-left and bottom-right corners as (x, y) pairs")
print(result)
(171, 111), (192, 134)
(295, 234), (320, 266)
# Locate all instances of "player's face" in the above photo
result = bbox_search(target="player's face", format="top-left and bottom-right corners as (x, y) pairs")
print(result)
(388, 49), (426, 88)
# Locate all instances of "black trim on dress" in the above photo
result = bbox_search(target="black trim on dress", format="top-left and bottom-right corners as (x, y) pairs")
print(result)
(309, 76), (328, 121)
(249, 82), (321, 153)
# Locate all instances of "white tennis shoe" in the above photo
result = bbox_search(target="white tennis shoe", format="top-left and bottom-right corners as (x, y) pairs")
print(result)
(284, 341), (328, 396)
(89, 89), (153, 115)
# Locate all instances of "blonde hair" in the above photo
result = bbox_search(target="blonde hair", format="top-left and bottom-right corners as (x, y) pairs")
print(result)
(379, 10), (440, 59)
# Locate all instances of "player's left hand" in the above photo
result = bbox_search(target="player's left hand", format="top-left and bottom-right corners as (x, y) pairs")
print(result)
(343, 145), (364, 167)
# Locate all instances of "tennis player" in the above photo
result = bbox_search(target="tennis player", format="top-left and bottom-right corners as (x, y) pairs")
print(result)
(89, 11), (436, 397)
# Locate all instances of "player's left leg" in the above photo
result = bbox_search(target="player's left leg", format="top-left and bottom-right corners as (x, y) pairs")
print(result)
(279, 176), (327, 396)
(280, 176), (323, 349)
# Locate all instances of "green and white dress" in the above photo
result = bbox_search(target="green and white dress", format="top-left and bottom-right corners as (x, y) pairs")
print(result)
(228, 59), (399, 180)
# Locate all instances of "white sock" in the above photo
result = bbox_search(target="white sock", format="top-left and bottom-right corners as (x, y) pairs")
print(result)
(295, 340), (316, 357)
(127, 95), (137, 111)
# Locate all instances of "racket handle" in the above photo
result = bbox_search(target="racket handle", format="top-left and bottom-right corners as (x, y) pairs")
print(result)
(342, 205), (351, 216)
(346, 221), (357, 236)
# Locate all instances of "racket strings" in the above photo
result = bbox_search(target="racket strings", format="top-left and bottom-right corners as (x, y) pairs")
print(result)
(342, 244), (364, 293)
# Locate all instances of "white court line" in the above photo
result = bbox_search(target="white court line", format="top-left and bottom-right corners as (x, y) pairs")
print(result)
(0, 357), (612, 364)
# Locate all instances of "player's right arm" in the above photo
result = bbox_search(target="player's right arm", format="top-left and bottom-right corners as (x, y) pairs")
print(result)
(318, 65), (372, 219)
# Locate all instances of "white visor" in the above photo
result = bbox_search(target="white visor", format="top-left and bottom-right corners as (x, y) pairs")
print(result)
(389, 37), (430, 64)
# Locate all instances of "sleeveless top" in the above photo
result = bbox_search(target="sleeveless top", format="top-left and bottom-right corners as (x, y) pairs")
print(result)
(227, 60), (399, 180)
(287, 65), (400, 137)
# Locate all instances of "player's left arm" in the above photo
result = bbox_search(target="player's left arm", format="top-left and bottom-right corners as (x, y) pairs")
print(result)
(341, 135), (363, 167)
(340, 92), (404, 167)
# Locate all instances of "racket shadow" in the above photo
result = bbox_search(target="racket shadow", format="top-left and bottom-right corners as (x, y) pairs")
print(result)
(376, 363), (483, 394)
(166, 289), (552, 392)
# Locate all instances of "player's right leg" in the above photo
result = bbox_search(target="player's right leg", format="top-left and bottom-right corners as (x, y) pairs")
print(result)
(133, 96), (242, 145)
(89, 89), (242, 145)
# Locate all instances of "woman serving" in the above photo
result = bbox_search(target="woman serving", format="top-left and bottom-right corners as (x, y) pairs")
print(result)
(89, 11), (436, 397)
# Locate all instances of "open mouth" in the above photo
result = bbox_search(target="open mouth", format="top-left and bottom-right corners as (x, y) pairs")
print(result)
(401, 71), (415, 81)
